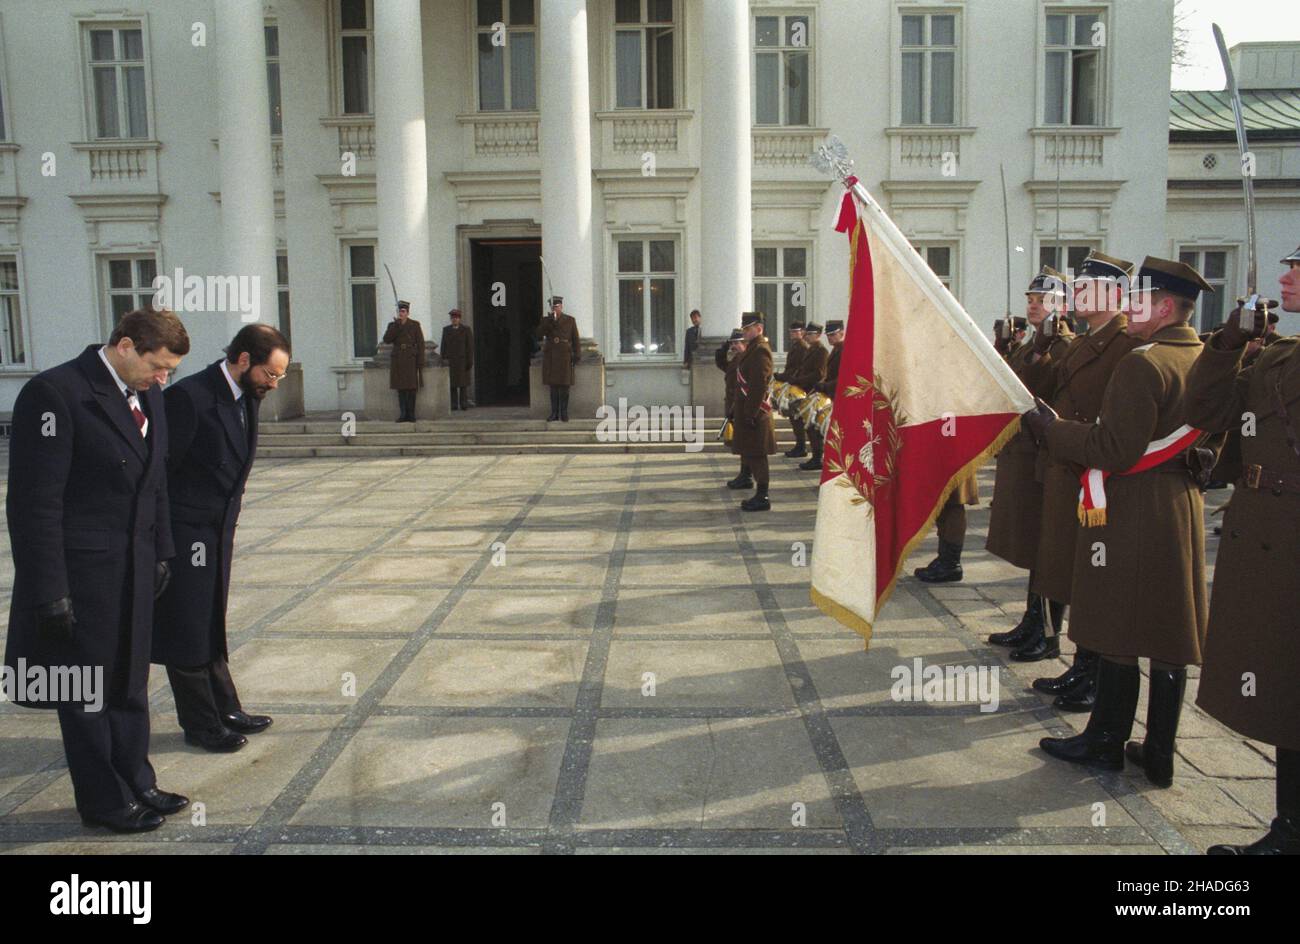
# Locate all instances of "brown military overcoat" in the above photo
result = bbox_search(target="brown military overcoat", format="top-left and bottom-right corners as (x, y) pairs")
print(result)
(1187, 334), (1300, 750)
(729, 338), (778, 457)
(789, 342), (828, 393)
(987, 334), (1072, 569)
(382, 317), (426, 391)
(1021, 314), (1140, 602)
(1044, 323), (1209, 666)
(538, 312), (580, 386)
(440, 322), (475, 386)
(776, 339), (806, 383)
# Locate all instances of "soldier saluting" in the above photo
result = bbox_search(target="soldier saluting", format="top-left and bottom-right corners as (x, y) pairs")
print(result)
(1186, 244), (1300, 854)
(537, 295), (580, 422)
(729, 312), (778, 511)
(1025, 256), (1216, 789)
(985, 269), (1072, 635)
(716, 329), (752, 489)
(382, 300), (426, 423)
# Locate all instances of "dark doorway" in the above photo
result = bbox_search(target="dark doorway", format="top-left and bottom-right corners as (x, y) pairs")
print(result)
(470, 238), (541, 406)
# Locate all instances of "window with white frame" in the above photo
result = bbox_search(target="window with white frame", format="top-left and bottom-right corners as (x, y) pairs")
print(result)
(476, 0), (537, 111)
(84, 23), (149, 139)
(614, 0), (675, 109)
(346, 243), (378, 359)
(753, 246), (809, 355)
(1178, 248), (1231, 331)
(102, 255), (158, 334)
(266, 24), (283, 135)
(754, 13), (811, 126)
(338, 0), (373, 115)
(900, 11), (957, 125)
(0, 255), (27, 367)
(277, 252), (292, 348)
(1044, 9), (1105, 126)
(616, 238), (677, 356)
(1039, 242), (1095, 279)
(914, 242), (958, 299)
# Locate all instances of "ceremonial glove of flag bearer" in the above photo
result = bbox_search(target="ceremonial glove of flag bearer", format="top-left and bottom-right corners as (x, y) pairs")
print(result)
(1217, 304), (1268, 351)
(1032, 315), (1059, 354)
(1021, 397), (1059, 443)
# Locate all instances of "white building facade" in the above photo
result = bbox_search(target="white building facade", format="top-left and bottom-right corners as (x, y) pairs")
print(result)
(0, 0), (1180, 416)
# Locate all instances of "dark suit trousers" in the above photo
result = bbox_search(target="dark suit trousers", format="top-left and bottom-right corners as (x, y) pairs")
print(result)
(166, 658), (242, 735)
(56, 681), (156, 815)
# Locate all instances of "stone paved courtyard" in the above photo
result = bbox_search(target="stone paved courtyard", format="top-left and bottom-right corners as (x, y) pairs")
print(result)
(0, 452), (1278, 854)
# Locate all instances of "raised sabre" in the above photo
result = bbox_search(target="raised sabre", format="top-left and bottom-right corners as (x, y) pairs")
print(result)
(1213, 23), (1274, 320)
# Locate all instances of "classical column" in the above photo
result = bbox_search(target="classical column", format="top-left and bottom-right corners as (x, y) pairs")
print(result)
(539, 0), (595, 341)
(374, 0), (432, 334)
(699, 0), (752, 338)
(215, 0), (278, 336)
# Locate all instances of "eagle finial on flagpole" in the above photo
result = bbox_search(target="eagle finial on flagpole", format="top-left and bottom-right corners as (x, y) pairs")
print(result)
(811, 134), (854, 183)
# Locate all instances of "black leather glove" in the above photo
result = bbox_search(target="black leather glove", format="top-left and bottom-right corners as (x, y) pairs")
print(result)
(1032, 316), (1058, 354)
(154, 560), (171, 600)
(1021, 397), (1059, 443)
(1217, 305), (1268, 351)
(36, 597), (76, 644)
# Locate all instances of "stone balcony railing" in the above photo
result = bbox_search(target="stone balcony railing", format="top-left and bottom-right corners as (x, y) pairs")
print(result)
(752, 126), (830, 169)
(457, 112), (540, 157)
(71, 139), (161, 182)
(884, 126), (977, 177)
(322, 116), (376, 161)
(596, 110), (690, 155)
(1031, 126), (1119, 179)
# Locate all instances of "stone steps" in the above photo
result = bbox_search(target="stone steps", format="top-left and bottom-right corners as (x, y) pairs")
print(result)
(257, 416), (802, 458)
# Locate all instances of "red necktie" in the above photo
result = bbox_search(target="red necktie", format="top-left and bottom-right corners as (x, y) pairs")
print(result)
(126, 391), (146, 436)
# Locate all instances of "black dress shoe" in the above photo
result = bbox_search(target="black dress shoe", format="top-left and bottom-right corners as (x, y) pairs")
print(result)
(740, 494), (771, 512)
(547, 412), (559, 422)
(785, 446), (808, 458)
(726, 475), (754, 490)
(82, 802), (164, 833)
(1208, 816), (1300, 855)
(223, 711), (273, 734)
(137, 787), (190, 815)
(185, 728), (248, 753)
(1033, 661), (1089, 695)
(799, 456), (823, 471)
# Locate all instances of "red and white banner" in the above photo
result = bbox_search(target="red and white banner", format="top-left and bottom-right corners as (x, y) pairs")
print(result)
(811, 182), (1035, 645)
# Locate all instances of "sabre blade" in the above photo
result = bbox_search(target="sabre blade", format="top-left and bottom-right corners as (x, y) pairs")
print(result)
(1213, 23), (1258, 297)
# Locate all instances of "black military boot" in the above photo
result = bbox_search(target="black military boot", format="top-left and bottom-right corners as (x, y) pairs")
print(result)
(741, 484), (770, 512)
(1034, 643), (1093, 695)
(726, 465), (754, 489)
(559, 388), (570, 422)
(1210, 749), (1300, 854)
(1010, 599), (1061, 662)
(548, 387), (560, 422)
(989, 590), (1042, 646)
(799, 450), (822, 471)
(914, 540), (963, 583)
(1124, 667), (1186, 788)
(1039, 659), (1139, 770)
(1051, 648), (1101, 712)
(785, 431), (807, 458)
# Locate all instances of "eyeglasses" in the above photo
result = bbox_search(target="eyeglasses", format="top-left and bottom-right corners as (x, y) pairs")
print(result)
(258, 365), (287, 382)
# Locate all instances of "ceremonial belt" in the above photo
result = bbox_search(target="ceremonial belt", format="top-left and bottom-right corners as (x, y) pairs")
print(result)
(1242, 463), (1300, 496)
(1077, 424), (1204, 527)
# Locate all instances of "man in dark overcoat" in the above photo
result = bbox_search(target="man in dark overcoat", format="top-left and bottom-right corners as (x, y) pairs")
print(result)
(537, 295), (581, 421)
(3, 308), (191, 832)
(153, 324), (290, 753)
(382, 300), (425, 422)
(729, 312), (778, 512)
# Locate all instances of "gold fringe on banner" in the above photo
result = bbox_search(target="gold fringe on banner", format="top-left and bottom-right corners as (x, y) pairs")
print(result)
(810, 413), (1024, 650)
(1078, 504), (1107, 527)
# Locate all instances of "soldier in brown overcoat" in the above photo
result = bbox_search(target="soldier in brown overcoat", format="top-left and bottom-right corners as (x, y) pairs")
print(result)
(730, 312), (778, 511)
(1187, 245), (1300, 854)
(1013, 253), (1141, 681)
(382, 300), (426, 423)
(986, 270), (1073, 639)
(537, 295), (581, 422)
(716, 329), (751, 489)
(1026, 257), (1216, 790)
(440, 308), (475, 411)
(774, 322), (808, 456)
(800, 320), (844, 471)
(787, 323), (828, 461)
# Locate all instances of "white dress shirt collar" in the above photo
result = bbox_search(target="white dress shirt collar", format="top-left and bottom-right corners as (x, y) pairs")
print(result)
(219, 359), (243, 402)
(97, 345), (133, 398)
